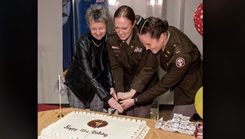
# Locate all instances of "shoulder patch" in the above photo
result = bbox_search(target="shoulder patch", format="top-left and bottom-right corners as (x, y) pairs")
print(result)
(175, 57), (185, 68)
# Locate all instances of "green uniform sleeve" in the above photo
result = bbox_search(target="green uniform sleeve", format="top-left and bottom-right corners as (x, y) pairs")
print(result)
(137, 53), (192, 104)
(130, 51), (159, 92)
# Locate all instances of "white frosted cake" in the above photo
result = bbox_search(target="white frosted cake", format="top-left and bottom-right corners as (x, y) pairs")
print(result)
(38, 111), (150, 139)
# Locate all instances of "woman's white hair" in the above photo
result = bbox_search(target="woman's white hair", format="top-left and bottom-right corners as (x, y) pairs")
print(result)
(85, 4), (109, 25)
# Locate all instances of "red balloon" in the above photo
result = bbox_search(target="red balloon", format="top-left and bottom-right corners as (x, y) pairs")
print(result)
(194, 3), (203, 36)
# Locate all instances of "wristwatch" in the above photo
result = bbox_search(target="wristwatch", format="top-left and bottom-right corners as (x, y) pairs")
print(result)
(134, 98), (139, 105)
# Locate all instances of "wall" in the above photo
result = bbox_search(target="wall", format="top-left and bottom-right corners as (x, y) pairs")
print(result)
(38, 0), (203, 104)
(183, 0), (203, 59)
(38, 0), (69, 104)
(157, 0), (203, 104)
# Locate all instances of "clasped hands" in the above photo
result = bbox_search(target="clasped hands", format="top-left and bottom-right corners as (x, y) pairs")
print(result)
(108, 88), (137, 113)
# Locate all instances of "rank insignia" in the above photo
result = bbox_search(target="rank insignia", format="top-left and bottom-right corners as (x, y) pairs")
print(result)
(175, 47), (180, 54)
(175, 57), (185, 68)
(134, 47), (142, 52)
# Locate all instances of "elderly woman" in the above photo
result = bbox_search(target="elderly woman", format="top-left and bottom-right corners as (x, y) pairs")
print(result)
(65, 4), (123, 113)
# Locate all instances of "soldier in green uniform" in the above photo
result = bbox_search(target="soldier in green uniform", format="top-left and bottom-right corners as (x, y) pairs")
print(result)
(119, 17), (203, 120)
(106, 5), (159, 118)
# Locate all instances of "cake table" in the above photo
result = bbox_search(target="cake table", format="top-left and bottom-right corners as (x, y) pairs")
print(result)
(38, 108), (198, 139)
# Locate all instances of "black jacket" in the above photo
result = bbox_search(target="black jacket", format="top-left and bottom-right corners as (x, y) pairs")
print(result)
(65, 32), (113, 106)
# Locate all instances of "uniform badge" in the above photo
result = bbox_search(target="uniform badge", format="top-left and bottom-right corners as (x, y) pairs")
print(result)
(112, 46), (119, 50)
(175, 57), (185, 68)
(175, 47), (180, 54)
(134, 47), (142, 52)
(112, 46), (120, 54)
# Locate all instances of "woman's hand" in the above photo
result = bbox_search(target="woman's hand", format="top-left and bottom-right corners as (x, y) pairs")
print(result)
(107, 98), (124, 113)
(117, 89), (136, 100)
(110, 87), (118, 101)
(119, 98), (134, 110)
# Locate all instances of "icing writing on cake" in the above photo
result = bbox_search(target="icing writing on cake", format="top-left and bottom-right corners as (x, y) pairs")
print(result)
(80, 128), (89, 133)
(64, 125), (79, 132)
(63, 124), (108, 137)
(91, 130), (108, 137)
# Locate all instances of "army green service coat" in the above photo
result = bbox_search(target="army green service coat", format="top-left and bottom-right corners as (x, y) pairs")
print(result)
(106, 28), (159, 96)
(137, 26), (203, 105)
